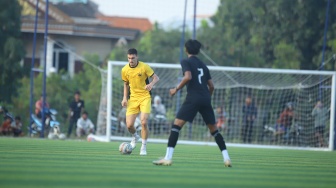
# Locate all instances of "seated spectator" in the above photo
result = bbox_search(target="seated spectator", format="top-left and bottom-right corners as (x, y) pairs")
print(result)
(35, 95), (49, 118)
(215, 106), (227, 133)
(275, 102), (294, 142)
(0, 106), (14, 121)
(152, 95), (166, 115)
(11, 116), (23, 137)
(151, 95), (167, 134)
(0, 116), (12, 135)
(76, 111), (95, 138)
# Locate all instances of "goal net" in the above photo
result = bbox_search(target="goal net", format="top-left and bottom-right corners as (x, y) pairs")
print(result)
(96, 61), (335, 151)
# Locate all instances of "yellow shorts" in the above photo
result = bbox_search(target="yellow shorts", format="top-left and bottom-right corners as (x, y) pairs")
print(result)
(126, 97), (151, 115)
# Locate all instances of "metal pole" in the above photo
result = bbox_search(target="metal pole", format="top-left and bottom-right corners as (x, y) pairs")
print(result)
(41, 0), (49, 138)
(106, 62), (112, 142)
(176, 0), (188, 114)
(29, 0), (39, 136)
(193, 0), (197, 39)
(179, 0), (188, 62)
(319, 0), (331, 100)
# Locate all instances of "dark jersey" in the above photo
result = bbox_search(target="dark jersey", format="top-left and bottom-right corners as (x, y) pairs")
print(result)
(181, 56), (212, 98)
(69, 100), (85, 119)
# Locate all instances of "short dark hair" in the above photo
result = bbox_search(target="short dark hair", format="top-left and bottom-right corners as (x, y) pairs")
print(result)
(185, 39), (202, 55)
(127, 48), (138, 55)
(15, 116), (21, 121)
(75, 91), (81, 95)
(82, 111), (88, 115)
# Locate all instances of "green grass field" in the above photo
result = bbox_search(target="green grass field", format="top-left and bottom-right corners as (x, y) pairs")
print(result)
(0, 137), (336, 188)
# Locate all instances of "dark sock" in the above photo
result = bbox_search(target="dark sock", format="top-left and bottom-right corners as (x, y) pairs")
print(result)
(211, 130), (227, 151)
(167, 125), (181, 148)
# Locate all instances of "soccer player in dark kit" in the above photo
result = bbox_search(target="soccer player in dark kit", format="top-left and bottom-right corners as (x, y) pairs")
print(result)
(153, 39), (232, 167)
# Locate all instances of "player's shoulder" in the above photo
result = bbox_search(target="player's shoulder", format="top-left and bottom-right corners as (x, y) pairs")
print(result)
(121, 64), (129, 71)
(180, 58), (190, 65)
(139, 61), (154, 69)
(139, 61), (149, 67)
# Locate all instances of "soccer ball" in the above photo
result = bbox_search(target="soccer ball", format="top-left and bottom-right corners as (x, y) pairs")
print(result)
(119, 142), (133, 155)
(58, 133), (66, 140)
(87, 134), (96, 142)
(47, 133), (57, 139)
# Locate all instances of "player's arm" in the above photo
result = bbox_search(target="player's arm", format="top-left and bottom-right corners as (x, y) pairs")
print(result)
(121, 81), (129, 107)
(170, 71), (192, 96)
(207, 79), (215, 96)
(145, 73), (159, 91)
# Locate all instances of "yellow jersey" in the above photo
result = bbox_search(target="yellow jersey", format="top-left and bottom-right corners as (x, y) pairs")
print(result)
(121, 61), (154, 99)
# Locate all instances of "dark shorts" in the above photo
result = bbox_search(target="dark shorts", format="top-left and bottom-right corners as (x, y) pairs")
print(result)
(315, 126), (325, 135)
(176, 97), (215, 125)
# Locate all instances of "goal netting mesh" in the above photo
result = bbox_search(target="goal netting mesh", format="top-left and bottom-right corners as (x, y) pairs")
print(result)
(95, 61), (335, 151)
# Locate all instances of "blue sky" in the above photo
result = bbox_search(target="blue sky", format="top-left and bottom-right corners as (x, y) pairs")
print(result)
(92, 0), (220, 23)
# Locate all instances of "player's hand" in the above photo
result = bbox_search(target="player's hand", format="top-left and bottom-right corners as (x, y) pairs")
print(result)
(170, 88), (177, 96)
(145, 83), (153, 91)
(121, 99), (127, 107)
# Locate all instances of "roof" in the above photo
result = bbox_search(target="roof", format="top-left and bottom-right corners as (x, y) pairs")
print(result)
(20, 0), (139, 40)
(97, 15), (152, 32)
(53, 2), (99, 18)
(21, 19), (139, 40)
(22, 0), (74, 23)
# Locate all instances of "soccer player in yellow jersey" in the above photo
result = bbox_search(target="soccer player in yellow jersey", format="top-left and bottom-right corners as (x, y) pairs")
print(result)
(121, 48), (159, 155)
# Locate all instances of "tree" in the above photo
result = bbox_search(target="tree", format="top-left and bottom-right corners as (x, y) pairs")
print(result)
(11, 54), (104, 133)
(199, 0), (336, 70)
(110, 23), (189, 64)
(0, 0), (25, 103)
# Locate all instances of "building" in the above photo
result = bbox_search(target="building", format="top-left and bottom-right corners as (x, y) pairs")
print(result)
(20, 0), (140, 77)
(97, 15), (152, 33)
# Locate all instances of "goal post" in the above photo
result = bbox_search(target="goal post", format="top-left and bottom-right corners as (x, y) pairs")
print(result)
(100, 60), (336, 151)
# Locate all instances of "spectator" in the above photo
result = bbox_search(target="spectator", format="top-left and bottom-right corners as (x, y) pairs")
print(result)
(152, 95), (166, 115)
(215, 106), (227, 133)
(35, 95), (49, 118)
(11, 116), (23, 137)
(312, 101), (329, 147)
(151, 95), (167, 134)
(241, 96), (257, 143)
(0, 116), (12, 135)
(0, 106), (14, 122)
(275, 102), (294, 141)
(68, 91), (85, 137)
(76, 111), (94, 138)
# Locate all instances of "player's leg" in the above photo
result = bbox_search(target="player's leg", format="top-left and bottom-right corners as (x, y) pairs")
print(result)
(207, 124), (232, 167)
(126, 98), (141, 149)
(126, 114), (138, 134)
(152, 118), (186, 166)
(139, 112), (150, 155)
(153, 99), (197, 165)
(200, 102), (232, 167)
(138, 97), (152, 155)
(126, 114), (140, 149)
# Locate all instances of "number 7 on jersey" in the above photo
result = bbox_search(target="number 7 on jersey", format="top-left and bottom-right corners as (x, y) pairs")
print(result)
(197, 68), (204, 84)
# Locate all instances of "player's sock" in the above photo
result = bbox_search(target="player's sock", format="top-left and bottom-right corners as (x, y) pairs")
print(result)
(142, 139), (147, 146)
(168, 125), (181, 147)
(142, 139), (147, 149)
(211, 130), (230, 160)
(164, 147), (174, 160)
(222, 150), (230, 161)
(164, 125), (181, 160)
